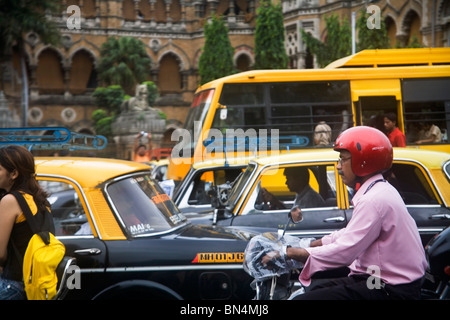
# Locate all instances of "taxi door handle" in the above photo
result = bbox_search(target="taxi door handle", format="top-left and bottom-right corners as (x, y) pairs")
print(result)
(430, 214), (450, 220)
(74, 248), (102, 255)
(324, 216), (345, 223)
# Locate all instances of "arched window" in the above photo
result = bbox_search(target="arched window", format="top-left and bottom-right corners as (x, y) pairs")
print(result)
(158, 53), (182, 94)
(385, 16), (396, 48)
(83, 0), (96, 18)
(236, 54), (251, 71)
(123, 0), (135, 21)
(36, 49), (64, 94)
(403, 10), (421, 46)
(69, 50), (96, 95)
(154, 0), (167, 22)
(139, 0), (152, 21)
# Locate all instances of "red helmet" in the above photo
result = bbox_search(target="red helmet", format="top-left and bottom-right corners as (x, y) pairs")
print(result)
(334, 126), (393, 177)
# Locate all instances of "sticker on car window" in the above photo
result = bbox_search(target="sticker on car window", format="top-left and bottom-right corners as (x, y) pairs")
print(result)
(129, 223), (154, 234)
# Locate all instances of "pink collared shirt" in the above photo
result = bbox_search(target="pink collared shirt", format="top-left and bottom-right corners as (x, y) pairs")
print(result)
(299, 174), (427, 286)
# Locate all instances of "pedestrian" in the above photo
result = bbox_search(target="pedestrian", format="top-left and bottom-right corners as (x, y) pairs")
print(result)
(383, 112), (406, 147)
(133, 131), (153, 163)
(263, 126), (427, 300)
(0, 145), (53, 300)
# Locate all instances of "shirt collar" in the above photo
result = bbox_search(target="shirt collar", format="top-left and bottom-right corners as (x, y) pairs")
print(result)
(351, 173), (385, 205)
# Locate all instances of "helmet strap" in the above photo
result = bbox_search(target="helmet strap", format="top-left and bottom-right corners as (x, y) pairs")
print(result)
(353, 176), (364, 192)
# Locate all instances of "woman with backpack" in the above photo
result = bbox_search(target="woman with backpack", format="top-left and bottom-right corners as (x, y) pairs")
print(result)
(0, 145), (52, 300)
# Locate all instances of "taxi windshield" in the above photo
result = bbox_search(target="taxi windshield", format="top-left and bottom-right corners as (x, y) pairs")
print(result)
(107, 174), (187, 237)
(227, 163), (256, 209)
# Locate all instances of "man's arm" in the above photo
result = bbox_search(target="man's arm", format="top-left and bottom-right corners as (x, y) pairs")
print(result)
(286, 247), (310, 264)
(261, 238), (322, 266)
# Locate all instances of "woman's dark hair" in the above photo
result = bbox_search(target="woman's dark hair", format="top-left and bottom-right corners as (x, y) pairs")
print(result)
(0, 146), (50, 211)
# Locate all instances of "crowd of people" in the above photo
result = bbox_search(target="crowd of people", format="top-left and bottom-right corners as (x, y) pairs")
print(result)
(313, 112), (443, 149)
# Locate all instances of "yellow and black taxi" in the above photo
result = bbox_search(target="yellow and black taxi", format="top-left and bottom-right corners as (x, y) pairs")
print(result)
(35, 156), (257, 300)
(189, 148), (450, 246)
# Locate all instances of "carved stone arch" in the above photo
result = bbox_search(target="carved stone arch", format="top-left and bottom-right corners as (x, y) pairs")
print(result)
(233, 45), (254, 71)
(35, 45), (66, 68)
(400, 8), (422, 45)
(72, 120), (95, 134)
(35, 47), (66, 94)
(157, 48), (188, 71)
(437, 0), (450, 23)
(383, 14), (397, 47)
(68, 46), (98, 67)
(437, 0), (450, 46)
(68, 47), (98, 94)
(157, 50), (184, 94)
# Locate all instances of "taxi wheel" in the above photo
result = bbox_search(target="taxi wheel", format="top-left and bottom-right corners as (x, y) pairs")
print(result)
(92, 280), (183, 300)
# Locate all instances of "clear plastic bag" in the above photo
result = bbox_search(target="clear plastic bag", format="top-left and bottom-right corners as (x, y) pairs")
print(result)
(243, 232), (315, 281)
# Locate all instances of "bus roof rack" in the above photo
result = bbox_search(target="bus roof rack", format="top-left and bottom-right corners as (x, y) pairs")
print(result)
(0, 127), (107, 151)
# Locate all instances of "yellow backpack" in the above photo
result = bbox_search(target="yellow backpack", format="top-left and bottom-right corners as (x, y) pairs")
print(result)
(11, 191), (66, 300)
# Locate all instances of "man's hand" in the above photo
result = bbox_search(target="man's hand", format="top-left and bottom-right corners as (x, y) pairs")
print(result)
(261, 251), (281, 269)
(261, 188), (285, 209)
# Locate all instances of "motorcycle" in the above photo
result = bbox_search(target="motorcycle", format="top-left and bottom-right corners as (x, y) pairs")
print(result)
(243, 208), (314, 300)
(421, 226), (450, 300)
(244, 221), (450, 300)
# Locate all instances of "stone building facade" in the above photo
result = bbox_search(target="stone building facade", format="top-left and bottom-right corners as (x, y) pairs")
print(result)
(0, 0), (448, 158)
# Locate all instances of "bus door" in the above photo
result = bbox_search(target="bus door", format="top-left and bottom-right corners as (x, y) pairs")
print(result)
(351, 79), (402, 133)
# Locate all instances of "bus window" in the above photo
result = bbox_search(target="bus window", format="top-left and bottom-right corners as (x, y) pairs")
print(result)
(356, 96), (398, 133)
(211, 106), (267, 131)
(184, 89), (214, 143)
(212, 81), (352, 148)
(270, 81), (352, 143)
(402, 78), (450, 144)
(219, 83), (265, 105)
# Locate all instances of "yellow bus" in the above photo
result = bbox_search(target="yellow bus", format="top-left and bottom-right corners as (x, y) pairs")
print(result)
(167, 48), (450, 183)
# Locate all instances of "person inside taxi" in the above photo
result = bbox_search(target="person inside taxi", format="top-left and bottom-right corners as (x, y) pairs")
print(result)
(133, 131), (153, 163)
(0, 146), (53, 300)
(261, 167), (325, 210)
(263, 126), (427, 300)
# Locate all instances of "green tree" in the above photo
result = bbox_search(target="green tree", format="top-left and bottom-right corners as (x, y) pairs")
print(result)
(142, 81), (159, 107)
(198, 15), (235, 85)
(254, 0), (288, 69)
(96, 37), (151, 94)
(91, 85), (125, 137)
(92, 85), (125, 115)
(91, 109), (113, 137)
(301, 14), (351, 68)
(0, 0), (61, 126)
(356, 10), (390, 51)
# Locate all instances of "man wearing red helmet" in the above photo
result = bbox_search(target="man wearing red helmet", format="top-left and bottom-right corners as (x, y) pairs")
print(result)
(264, 126), (427, 299)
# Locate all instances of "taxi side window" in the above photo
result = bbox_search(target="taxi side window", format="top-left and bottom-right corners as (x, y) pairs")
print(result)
(385, 163), (438, 205)
(188, 168), (243, 205)
(188, 171), (213, 205)
(253, 164), (337, 210)
(39, 180), (92, 236)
